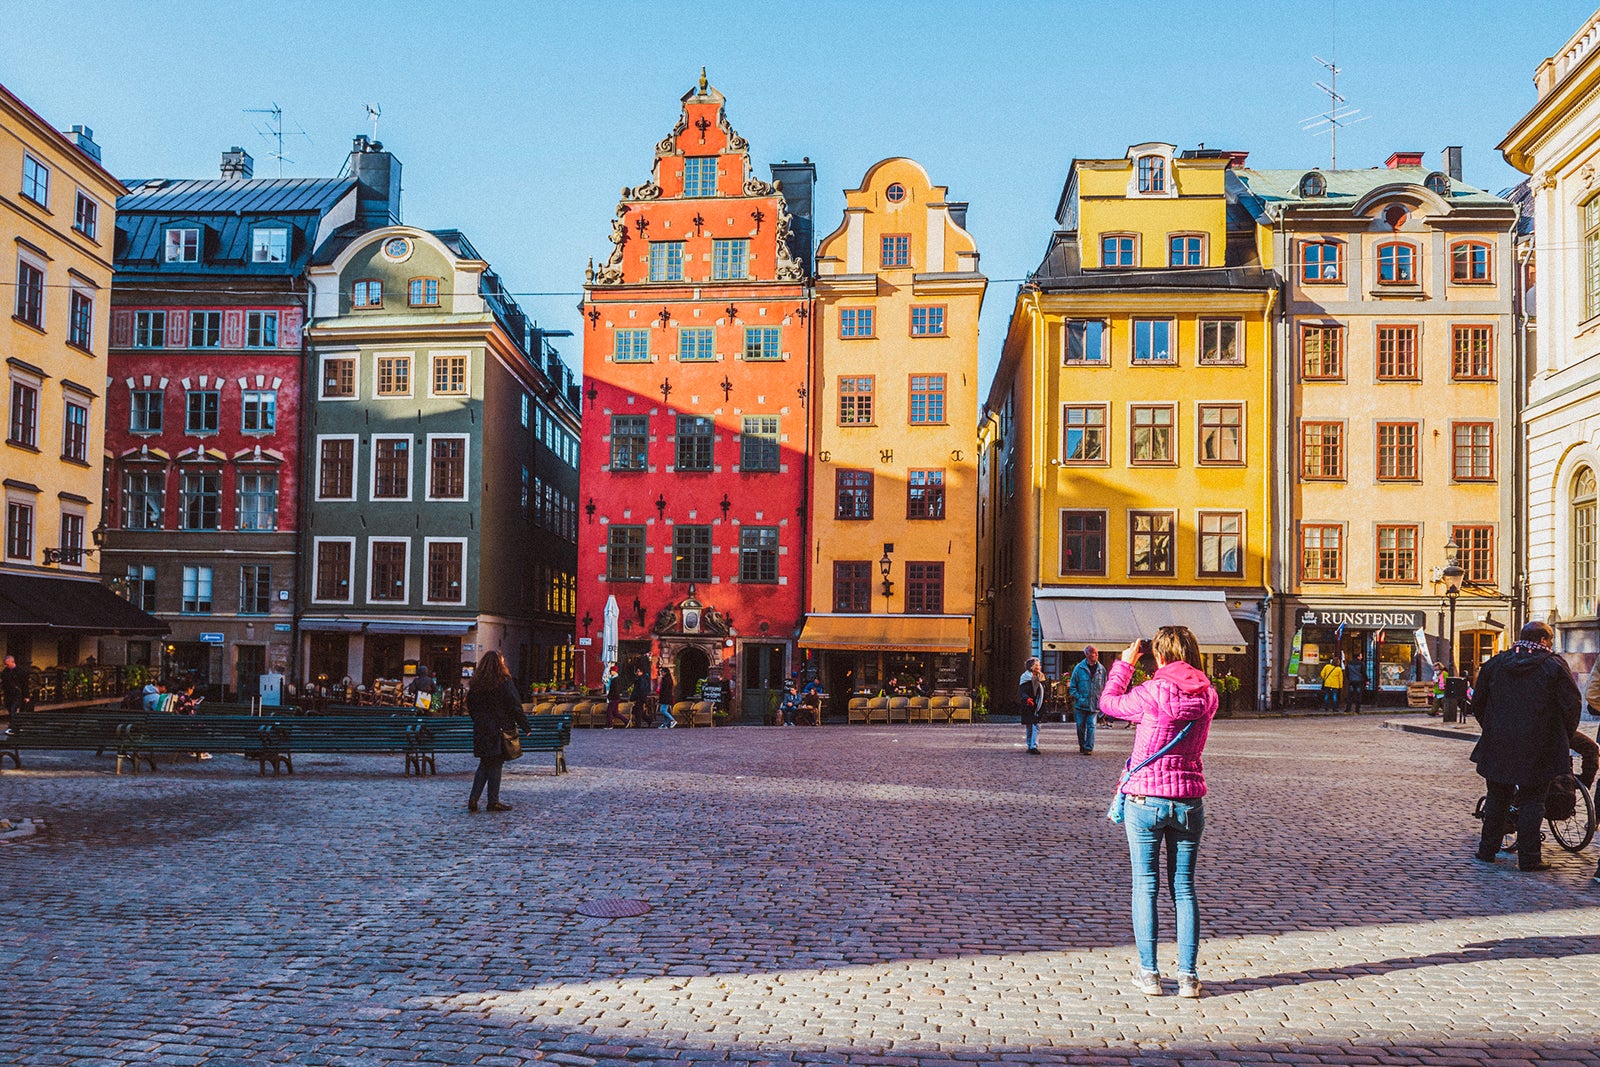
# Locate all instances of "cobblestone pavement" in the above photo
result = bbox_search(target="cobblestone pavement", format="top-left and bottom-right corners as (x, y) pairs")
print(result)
(3, 716), (1599, 1066)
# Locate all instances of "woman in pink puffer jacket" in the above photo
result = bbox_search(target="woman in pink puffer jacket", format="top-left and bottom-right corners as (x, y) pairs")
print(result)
(1099, 625), (1218, 999)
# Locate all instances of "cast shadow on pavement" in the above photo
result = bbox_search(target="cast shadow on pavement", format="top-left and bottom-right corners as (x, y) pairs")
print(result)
(1209, 934), (1600, 996)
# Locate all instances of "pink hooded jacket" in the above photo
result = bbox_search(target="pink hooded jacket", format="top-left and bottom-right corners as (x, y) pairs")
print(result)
(1099, 658), (1216, 799)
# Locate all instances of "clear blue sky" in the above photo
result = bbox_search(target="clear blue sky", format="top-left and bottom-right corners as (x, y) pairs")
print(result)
(4, 0), (1591, 391)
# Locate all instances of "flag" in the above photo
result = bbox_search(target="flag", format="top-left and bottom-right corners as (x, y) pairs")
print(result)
(1375, 628), (1386, 645)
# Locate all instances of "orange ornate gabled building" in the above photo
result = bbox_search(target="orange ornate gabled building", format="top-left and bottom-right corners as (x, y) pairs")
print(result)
(577, 73), (816, 719)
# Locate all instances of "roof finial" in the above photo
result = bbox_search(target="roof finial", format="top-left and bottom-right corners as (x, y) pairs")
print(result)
(699, 67), (708, 94)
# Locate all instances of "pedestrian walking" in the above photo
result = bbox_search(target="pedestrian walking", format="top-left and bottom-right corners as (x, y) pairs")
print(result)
(466, 650), (529, 814)
(656, 667), (677, 728)
(1344, 652), (1367, 715)
(629, 664), (653, 727)
(1018, 657), (1045, 754)
(1319, 657), (1343, 711)
(1099, 625), (1218, 999)
(408, 664), (438, 710)
(604, 665), (628, 728)
(1470, 621), (1581, 872)
(1070, 645), (1107, 754)
(1, 654), (28, 719)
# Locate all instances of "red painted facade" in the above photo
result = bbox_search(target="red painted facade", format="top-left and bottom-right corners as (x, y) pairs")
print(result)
(577, 78), (811, 713)
(105, 306), (303, 534)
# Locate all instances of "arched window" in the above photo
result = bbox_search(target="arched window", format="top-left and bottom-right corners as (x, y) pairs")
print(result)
(1376, 241), (1416, 284)
(1382, 204), (1409, 230)
(1424, 172), (1451, 196)
(1450, 241), (1492, 283)
(1575, 467), (1597, 616)
(1299, 172), (1326, 198)
(1585, 197), (1600, 320)
(1136, 155), (1165, 194)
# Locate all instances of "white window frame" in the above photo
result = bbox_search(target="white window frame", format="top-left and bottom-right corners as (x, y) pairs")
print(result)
(1198, 318), (1244, 366)
(428, 350), (471, 398)
(251, 226), (289, 264)
(422, 536), (469, 606)
(14, 251), (45, 329)
(319, 353), (358, 401)
(67, 285), (94, 350)
(73, 191), (98, 240)
(3, 494), (35, 562)
(311, 536), (357, 605)
(22, 155), (50, 206)
(372, 351), (414, 398)
(180, 564), (214, 614)
(424, 433), (471, 502)
(165, 226), (200, 263)
(241, 389), (277, 435)
(366, 536), (411, 605)
(314, 433), (360, 502)
(369, 433), (414, 502)
(58, 506), (87, 570)
(8, 366), (43, 449)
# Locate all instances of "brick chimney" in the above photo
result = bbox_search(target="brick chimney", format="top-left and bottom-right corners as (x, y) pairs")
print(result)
(1386, 151), (1424, 169)
(220, 147), (254, 180)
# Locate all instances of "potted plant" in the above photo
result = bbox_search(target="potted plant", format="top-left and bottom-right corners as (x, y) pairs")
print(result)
(974, 684), (990, 721)
(1211, 672), (1241, 716)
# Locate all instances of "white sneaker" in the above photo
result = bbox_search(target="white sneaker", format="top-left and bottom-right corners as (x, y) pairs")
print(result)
(1177, 974), (1202, 999)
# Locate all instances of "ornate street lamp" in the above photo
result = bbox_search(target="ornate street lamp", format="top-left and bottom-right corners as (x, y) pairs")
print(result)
(1441, 537), (1466, 722)
(879, 543), (895, 602)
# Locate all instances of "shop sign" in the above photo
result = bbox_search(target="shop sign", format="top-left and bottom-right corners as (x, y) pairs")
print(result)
(1298, 608), (1425, 630)
(578, 637), (592, 646)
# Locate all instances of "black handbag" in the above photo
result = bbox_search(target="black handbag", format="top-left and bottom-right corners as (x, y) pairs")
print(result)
(500, 729), (522, 761)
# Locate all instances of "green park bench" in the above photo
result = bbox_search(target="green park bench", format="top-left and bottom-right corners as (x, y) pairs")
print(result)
(1, 710), (143, 770)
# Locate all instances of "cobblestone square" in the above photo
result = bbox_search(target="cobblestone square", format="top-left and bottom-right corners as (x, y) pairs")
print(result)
(3, 717), (1599, 1065)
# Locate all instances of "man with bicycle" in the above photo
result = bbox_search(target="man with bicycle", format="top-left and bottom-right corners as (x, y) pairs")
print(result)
(1470, 621), (1581, 873)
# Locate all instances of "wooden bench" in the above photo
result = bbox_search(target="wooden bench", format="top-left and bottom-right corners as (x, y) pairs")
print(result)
(410, 715), (571, 774)
(1, 710), (141, 770)
(121, 715), (295, 775)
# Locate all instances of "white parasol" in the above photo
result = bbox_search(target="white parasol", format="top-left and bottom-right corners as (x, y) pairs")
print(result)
(601, 595), (620, 680)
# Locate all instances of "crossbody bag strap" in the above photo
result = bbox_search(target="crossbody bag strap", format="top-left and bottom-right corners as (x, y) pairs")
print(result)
(1117, 721), (1194, 785)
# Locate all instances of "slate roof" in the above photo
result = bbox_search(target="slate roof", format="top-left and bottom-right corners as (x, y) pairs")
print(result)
(1233, 167), (1509, 210)
(1500, 179), (1535, 237)
(1029, 230), (1274, 291)
(115, 176), (356, 276)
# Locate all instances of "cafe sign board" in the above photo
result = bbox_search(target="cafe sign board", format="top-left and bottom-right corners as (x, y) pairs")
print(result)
(1298, 608), (1426, 630)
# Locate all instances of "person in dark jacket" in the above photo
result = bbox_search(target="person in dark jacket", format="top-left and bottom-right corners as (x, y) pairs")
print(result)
(1343, 651), (1367, 714)
(656, 667), (677, 729)
(1, 654), (28, 718)
(1018, 657), (1045, 754)
(466, 650), (529, 813)
(1470, 621), (1582, 871)
(629, 665), (653, 727)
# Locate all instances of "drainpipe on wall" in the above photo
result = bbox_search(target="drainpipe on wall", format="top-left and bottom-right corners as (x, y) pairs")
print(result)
(1272, 209), (1292, 709)
(1512, 233), (1533, 633)
(291, 280), (313, 693)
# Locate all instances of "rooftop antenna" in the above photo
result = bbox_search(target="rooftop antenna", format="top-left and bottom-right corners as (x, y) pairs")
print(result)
(364, 103), (382, 140)
(244, 103), (311, 177)
(1299, 5), (1368, 168)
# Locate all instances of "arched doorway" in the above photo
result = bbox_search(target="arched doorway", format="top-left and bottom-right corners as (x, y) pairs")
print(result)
(676, 646), (710, 703)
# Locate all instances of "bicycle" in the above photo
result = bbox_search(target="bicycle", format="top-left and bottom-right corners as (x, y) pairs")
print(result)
(1473, 754), (1597, 854)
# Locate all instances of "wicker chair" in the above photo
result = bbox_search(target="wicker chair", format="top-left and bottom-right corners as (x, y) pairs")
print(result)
(946, 693), (973, 724)
(867, 696), (890, 724)
(888, 696), (911, 723)
(847, 696), (869, 725)
(907, 696), (931, 723)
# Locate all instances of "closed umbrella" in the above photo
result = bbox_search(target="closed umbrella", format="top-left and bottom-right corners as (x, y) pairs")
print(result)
(602, 595), (620, 680)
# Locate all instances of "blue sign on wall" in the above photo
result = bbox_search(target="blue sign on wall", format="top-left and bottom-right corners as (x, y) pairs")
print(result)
(273, 623), (292, 632)
(199, 632), (225, 644)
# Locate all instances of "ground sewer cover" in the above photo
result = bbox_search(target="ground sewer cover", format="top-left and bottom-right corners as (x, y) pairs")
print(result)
(575, 897), (652, 918)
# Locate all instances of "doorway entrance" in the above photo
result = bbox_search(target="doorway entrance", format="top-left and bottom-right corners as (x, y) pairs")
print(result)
(1458, 630), (1498, 685)
(366, 635), (406, 682)
(675, 646), (710, 704)
(236, 644), (266, 700)
(309, 635), (349, 685)
(742, 642), (786, 723)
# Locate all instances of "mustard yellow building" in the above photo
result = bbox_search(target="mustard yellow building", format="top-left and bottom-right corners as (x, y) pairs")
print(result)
(984, 143), (1272, 707)
(802, 159), (985, 710)
(1, 83), (161, 684)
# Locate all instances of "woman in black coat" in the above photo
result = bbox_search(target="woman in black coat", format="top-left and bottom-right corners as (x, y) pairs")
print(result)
(467, 651), (530, 813)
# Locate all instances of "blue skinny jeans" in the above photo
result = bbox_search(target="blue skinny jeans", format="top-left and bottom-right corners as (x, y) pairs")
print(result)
(1124, 795), (1205, 976)
(1024, 722), (1040, 750)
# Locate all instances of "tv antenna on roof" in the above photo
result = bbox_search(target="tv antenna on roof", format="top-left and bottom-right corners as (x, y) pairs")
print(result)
(364, 103), (382, 140)
(244, 103), (311, 177)
(1300, 56), (1369, 169)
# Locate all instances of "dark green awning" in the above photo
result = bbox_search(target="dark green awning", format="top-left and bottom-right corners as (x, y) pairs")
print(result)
(0, 572), (168, 635)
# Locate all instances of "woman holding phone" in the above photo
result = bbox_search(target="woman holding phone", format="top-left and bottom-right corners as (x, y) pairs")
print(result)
(1098, 625), (1218, 998)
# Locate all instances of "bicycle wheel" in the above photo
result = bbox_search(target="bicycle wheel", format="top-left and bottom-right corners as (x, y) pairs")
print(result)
(1548, 779), (1596, 852)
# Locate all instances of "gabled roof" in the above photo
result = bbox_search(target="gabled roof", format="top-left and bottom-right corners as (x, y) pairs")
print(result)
(115, 176), (356, 276)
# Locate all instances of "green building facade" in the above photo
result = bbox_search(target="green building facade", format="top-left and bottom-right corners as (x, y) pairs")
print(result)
(301, 225), (579, 690)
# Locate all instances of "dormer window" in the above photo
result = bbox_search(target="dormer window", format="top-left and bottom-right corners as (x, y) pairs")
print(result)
(353, 280), (383, 308)
(1377, 242), (1417, 284)
(164, 227), (200, 263)
(1136, 155), (1165, 194)
(251, 227), (288, 264)
(1424, 172), (1451, 196)
(1299, 172), (1326, 198)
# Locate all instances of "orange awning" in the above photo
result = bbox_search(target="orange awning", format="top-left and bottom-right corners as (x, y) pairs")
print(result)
(798, 614), (972, 653)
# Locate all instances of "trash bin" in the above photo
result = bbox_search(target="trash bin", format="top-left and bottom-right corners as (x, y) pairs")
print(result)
(1443, 677), (1469, 723)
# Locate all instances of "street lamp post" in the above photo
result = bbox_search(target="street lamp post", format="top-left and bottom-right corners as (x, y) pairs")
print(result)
(1441, 537), (1465, 723)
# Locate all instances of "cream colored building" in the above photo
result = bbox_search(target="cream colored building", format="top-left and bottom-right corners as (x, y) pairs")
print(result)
(803, 159), (985, 711)
(1501, 7), (1600, 662)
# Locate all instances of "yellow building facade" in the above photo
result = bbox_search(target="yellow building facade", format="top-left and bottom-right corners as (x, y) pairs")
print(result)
(803, 159), (985, 709)
(1, 84), (158, 677)
(985, 144), (1273, 706)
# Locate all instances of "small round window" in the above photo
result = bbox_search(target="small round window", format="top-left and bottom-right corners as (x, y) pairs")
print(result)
(885, 183), (906, 203)
(381, 236), (412, 261)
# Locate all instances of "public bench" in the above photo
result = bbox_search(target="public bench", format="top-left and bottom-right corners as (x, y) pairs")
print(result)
(407, 715), (572, 775)
(1, 710), (140, 769)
